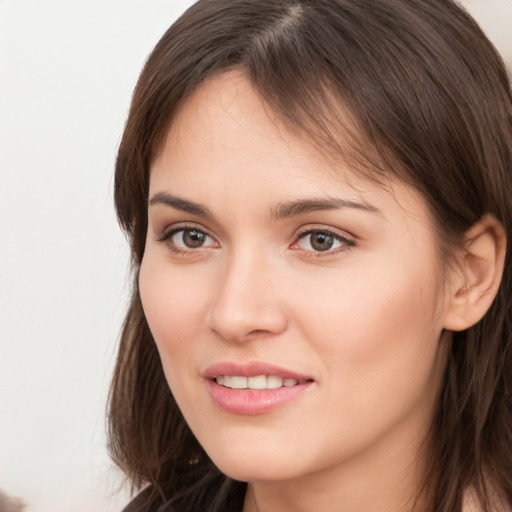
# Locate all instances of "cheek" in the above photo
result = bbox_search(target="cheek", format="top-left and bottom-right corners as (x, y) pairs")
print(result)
(296, 254), (446, 418)
(138, 254), (208, 364)
(138, 254), (214, 422)
(298, 257), (441, 345)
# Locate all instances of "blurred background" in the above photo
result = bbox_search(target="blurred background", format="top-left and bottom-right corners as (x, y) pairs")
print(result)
(0, 1), (511, 511)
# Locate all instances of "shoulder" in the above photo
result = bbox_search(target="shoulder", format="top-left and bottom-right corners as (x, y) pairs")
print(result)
(121, 486), (162, 512)
(120, 479), (246, 512)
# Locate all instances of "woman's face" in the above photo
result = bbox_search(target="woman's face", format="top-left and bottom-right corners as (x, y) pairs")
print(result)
(139, 71), (452, 485)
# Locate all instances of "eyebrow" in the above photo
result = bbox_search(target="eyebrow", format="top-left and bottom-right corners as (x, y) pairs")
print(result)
(148, 192), (381, 219)
(271, 198), (381, 220)
(149, 192), (212, 217)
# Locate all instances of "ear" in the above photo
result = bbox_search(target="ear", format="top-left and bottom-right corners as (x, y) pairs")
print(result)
(443, 214), (506, 332)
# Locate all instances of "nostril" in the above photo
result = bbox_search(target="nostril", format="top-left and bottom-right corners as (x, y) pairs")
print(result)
(245, 329), (275, 338)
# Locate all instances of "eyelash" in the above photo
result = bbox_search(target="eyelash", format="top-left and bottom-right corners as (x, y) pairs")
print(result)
(156, 225), (355, 257)
(291, 228), (355, 257)
(157, 224), (217, 255)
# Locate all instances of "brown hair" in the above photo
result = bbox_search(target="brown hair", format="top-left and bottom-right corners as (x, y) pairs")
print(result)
(108, 1), (512, 510)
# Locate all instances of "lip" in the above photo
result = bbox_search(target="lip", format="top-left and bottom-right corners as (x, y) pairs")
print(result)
(203, 361), (314, 415)
(203, 361), (313, 381)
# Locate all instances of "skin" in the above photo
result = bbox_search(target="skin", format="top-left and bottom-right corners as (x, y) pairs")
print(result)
(139, 71), (457, 512)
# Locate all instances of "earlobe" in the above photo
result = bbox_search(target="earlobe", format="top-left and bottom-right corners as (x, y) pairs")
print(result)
(443, 214), (506, 332)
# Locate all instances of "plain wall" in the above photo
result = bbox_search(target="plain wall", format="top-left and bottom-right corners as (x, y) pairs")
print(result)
(0, 1), (194, 510)
(0, 1), (510, 511)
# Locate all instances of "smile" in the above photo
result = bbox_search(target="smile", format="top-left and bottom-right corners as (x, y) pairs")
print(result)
(215, 375), (304, 389)
(204, 362), (314, 415)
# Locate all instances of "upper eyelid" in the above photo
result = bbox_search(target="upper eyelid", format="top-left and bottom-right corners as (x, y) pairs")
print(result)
(294, 224), (356, 241)
(154, 221), (356, 247)
(291, 226), (356, 252)
(150, 214), (228, 241)
(157, 226), (218, 253)
(294, 230), (354, 246)
(157, 222), (214, 240)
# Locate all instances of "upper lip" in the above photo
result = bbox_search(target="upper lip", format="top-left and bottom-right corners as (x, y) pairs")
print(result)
(203, 361), (314, 382)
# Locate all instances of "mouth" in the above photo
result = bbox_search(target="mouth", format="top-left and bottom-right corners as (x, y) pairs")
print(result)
(215, 375), (311, 390)
(204, 362), (314, 415)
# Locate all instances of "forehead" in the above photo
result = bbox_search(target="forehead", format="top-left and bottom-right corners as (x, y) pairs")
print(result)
(149, 70), (431, 229)
(158, 70), (324, 179)
(153, 71), (359, 191)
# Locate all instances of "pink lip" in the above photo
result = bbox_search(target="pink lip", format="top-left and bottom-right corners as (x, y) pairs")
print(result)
(203, 361), (313, 380)
(203, 361), (314, 415)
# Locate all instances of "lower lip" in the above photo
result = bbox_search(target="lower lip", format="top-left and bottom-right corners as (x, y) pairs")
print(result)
(206, 379), (312, 415)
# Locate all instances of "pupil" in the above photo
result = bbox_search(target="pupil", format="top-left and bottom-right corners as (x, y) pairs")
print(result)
(183, 230), (205, 248)
(311, 232), (333, 251)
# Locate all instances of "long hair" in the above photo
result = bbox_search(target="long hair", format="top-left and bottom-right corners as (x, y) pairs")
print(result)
(108, 1), (512, 510)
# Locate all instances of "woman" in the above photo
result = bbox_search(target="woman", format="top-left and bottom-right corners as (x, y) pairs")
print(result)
(108, 0), (512, 510)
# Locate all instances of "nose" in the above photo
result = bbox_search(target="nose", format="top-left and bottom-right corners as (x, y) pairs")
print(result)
(207, 249), (288, 343)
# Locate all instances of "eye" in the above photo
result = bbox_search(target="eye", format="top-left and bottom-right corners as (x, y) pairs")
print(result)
(159, 227), (217, 251)
(292, 229), (354, 254)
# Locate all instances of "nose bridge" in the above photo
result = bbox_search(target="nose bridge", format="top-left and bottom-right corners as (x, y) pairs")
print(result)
(207, 243), (287, 342)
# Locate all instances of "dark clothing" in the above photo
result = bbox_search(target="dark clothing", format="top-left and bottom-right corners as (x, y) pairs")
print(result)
(122, 486), (155, 512)
(122, 478), (246, 512)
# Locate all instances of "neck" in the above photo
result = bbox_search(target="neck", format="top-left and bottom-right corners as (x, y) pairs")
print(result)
(243, 414), (431, 512)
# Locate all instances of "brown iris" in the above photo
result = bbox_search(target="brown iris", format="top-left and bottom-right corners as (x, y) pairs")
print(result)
(309, 231), (334, 251)
(182, 229), (207, 248)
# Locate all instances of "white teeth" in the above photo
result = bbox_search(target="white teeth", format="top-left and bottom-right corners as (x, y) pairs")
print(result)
(230, 376), (248, 389)
(216, 375), (300, 390)
(266, 375), (283, 389)
(247, 375), (267, 390)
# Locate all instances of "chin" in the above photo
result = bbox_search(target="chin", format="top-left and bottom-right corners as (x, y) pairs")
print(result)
(201, 435), (308, 483)
(214, 458), (302, 483)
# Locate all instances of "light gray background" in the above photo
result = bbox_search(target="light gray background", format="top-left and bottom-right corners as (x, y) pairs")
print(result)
(0, 1), (510, 511)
